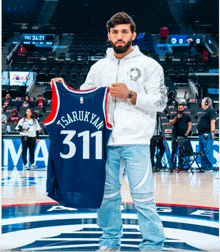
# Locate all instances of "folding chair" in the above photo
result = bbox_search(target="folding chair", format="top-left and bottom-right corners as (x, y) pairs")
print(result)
(177, 136), (204, 174)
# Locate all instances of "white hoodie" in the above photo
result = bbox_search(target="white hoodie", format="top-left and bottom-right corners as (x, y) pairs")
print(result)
(80, 46), (167, 145)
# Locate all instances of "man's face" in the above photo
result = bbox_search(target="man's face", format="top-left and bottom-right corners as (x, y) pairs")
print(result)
(6, 94), (10, 99)
(108, 24), (136, 54)
(201, 100), (206, 109)
(177, 105), (184, 112)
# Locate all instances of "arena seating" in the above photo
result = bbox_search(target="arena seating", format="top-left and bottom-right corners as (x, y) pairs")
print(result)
(1, 0), (219, 138)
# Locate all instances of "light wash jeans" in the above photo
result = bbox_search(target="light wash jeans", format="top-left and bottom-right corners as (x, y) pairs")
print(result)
(97, 145), (166, 251)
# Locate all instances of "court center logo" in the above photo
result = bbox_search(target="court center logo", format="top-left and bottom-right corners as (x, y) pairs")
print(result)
(130, 68), (141, 81)
(2, 204), (219, 251)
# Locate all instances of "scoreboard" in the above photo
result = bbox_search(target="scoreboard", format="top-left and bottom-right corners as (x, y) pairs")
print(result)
(22, 34), (55, 47)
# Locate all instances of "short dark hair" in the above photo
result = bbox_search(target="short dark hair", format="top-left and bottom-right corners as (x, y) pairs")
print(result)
(106, 12), (136, 33)
(178, 103), (185, 107)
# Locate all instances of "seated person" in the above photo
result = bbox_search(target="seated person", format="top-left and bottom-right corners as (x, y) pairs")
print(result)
(7, 108), (22, 124)
(35, 94), (47, 112)
(2, 108), (7, 123)
(22, 95), (34, 108)
(18, 43), (27, 55)
(167, 91), (178, 107)
(2, 93), (13, 110)
(22, 100), (30, 108)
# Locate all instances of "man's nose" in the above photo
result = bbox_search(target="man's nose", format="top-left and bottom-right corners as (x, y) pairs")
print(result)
(117, 32), (123, 40)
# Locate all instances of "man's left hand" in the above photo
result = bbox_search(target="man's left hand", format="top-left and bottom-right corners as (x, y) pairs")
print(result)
(109, 83), (130, 99)
(36, 139), (39, 143)
(211, 132), (215, 140)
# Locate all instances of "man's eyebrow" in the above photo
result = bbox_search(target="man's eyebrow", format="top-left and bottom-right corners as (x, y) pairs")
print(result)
(111, 28), (129, 31)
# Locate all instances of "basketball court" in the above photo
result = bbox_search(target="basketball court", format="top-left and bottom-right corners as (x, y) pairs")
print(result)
(2, 166), (219, 251)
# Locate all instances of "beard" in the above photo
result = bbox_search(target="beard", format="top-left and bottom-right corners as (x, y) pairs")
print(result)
(110, 38), (132, 54)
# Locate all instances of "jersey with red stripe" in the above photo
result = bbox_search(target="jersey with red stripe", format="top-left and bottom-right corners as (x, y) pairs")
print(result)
(44, 82), (112, 208)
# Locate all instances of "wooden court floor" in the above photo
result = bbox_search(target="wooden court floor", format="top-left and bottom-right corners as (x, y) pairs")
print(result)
(2, 167), (219, 251)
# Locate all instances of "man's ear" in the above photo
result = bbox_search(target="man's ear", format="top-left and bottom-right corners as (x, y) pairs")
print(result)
(132, 32), (137, 41)
(107, 32), (110, 41)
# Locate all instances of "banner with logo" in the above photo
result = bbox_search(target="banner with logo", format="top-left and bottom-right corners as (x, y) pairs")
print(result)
(2, 138), (50, 168)
(2, 138), (219, 168)
(9, 71), (33, 86)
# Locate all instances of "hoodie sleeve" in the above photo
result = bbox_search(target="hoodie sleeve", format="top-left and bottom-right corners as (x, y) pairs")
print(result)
(80, 64), (98, 90)
(7, 115), (12, 122)
(135, 62), (167, 112)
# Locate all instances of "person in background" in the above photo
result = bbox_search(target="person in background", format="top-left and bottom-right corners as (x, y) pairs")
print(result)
(190, 43), (197, 58)
(2, 107), (7, 123)
(7, 108), (22, 124)
(202, 48), (209, 63)
(22, 100), (30, 108)
(197, 97), (216, 172)
(35, 94), (47, 112)
(22, 95), (34, 108)
(167, 91), (178, 107)
(169, 102), (192, 169)
(159, 26), (169, 44)
(2, 93), (13, 110)
(18, 43), (27, 55)
(15, 108), (41, 170)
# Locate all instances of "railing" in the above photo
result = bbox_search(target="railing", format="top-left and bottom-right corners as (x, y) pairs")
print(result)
(6, 41), (20, 64)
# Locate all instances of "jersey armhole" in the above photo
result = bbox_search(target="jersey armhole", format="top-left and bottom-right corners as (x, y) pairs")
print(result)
(43, 82), (58, 125)
(104, 87), (113, 129)
(64, 82), (96, 92)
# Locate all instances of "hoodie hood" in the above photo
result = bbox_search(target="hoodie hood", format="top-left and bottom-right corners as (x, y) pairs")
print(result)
(106, 45), (142, 61)
(12, 108), (18, 115)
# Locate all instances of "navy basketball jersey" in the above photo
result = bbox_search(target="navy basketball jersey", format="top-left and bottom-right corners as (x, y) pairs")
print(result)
(44, 82), (112, 208)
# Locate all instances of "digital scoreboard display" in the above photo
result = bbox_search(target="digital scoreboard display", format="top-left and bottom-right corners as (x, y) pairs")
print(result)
(22, 34), (55, 47)
(169, 35), (204, 45)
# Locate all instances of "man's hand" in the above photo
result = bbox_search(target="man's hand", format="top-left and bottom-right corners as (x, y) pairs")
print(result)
(50, 78), (64, 88)
(176, 113), (182, 119)
(109, 83), (130, 99)
(36, 139), (39, 143)
(211, 132), (215, 140)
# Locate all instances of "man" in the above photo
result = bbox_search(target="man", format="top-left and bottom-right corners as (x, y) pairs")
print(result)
(197, 97), (216, 171)
(51, 12), (167, 251)
(169, 102), (191, 169)
(35, 94), (47, 112)
(2, 93), (13, 110)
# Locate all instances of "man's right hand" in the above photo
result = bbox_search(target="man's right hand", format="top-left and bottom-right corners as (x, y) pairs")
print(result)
(176, 113), (182, 119)
(50, 78), (64, 88)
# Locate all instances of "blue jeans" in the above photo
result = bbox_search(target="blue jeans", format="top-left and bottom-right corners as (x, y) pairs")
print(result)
(199, 134), (214, 170)
(97, 145), (166, 250)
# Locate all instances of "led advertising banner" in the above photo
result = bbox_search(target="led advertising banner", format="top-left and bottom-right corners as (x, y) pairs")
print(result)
(2, 138), (219, 169)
